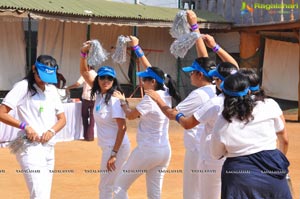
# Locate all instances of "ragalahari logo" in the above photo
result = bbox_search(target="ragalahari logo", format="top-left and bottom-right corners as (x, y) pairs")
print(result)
(241, 2), (254, 15)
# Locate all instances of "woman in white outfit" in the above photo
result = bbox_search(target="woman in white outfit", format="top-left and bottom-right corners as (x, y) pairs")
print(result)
(210, 72), (291, 199)
(146, 10), (239, 199)
(0, 55), (66, 199)
(80, 42), (131, 199)
(147, 61), (239, 199)
(112, 36), (181, 199)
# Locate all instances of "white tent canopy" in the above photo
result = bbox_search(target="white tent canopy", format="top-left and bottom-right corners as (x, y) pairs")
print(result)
(262, 38), (299, 101)
(0, 16), (26, 90)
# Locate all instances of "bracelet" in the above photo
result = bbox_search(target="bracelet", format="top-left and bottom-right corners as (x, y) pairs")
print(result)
(80, 52), (87, 58)
(175, 113), (185, 123)
(212, 44), (221, 53)
(133, 46), (144, 58)
(111, 150), (118, 157)
(120, 99), (127, 106)
(191, 23), (199, 31)
(132, 45), (139, 51)
(19, 121), (27, 130)
(48, 128), (56, 136)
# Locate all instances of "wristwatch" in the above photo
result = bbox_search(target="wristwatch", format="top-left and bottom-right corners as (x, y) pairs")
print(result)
(120, 99), (127, 106)
(48, 128), (56, 136)
(111, 150), (118, 157)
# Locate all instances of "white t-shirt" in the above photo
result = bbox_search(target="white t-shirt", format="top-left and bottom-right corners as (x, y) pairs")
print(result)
(93, 94), (130, 147)
(136, 90), (171, 147)
(2, 80), (64, 145)
(176, 85), (216, 151)
(77, 70), (97, 100)
(193, 94), (225, 162)
(210, 98), (284, 159)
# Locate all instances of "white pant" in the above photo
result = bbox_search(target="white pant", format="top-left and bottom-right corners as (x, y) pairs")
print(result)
(183, 149), (201, 199)
(198, 160), (223, 199)
(114, 144), (171, 199)
(99, 144), (130, 199)
(16, 144), (54, 199)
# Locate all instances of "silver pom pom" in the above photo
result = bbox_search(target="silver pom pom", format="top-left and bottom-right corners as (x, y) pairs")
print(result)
(87, 40), (109, 67)
(111, 35), (131, 64)
(8, 133), (37, 154)
(170, 10), (190, 39)
(170, 32), (202, 58)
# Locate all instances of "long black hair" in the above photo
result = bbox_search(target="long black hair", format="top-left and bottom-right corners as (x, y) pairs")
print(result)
(91, 75), (124, 105)
(195, 57), (216, 82)
(146, 67), (181, 104)
(222, 72), (255, 123)
(215, 62), (239, 95)
(24, 55), (58, 96)
(217, 62), (238, 78)
(239, 68), (265, 102)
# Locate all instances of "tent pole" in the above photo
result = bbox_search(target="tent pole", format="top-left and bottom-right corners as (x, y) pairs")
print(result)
(87, 23), (91, 40)
(27, 14), (32, 73)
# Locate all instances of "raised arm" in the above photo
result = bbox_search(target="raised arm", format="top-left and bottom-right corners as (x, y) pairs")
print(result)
(129, 36), (151, 69)
(145, 89), (201, 129)
(202, 34), (239, 68)
(144, 89), (177, 119)
(113, 90), (141, 120)
(186, 10), (208, 58)
(80, 41), (96, 87)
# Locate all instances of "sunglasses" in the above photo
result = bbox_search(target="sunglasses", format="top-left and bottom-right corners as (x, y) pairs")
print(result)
(142, 77), (153, 82)
(99, 75), (114, 81)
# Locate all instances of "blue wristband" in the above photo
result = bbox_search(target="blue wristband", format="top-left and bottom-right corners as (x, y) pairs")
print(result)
(175, 113), (185, 123)
(191, 23), (199, 31)
(134, 46), (145, 58)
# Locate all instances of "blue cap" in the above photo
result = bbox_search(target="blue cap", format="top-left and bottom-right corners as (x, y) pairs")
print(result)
(35, 61), (58, 83)
(208, 66), (225, 81)
(97, 66), (116, 78)
(136, 67), (164, 84)
(182, 60), (209, 77)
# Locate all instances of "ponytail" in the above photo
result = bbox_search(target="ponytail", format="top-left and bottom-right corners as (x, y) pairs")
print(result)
(164, 73), (181, 104)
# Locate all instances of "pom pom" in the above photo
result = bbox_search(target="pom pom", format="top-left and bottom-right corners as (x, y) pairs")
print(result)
(87, 39), (109, 67)
(170, 32), (202, 58)
(112, 35), (131, 64)
(8, 133), (38, 154)
(170, 10), (190, 39)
